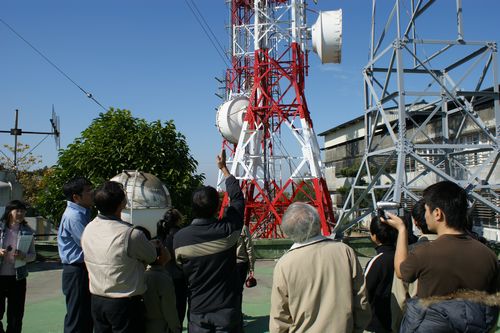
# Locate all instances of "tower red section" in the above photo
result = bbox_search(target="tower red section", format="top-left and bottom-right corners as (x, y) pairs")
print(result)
(219, 0), (335, 238)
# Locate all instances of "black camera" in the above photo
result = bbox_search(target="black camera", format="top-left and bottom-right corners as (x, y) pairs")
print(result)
(376, 201), (402, 219)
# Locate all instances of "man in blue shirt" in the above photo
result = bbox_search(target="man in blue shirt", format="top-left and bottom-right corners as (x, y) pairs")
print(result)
(58, 177), (94, 333)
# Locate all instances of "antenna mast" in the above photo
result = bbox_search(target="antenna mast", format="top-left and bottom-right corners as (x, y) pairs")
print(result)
(336, 0), (500, 233)
(0, 108), (61, 173)
(217, 0), (340, 237)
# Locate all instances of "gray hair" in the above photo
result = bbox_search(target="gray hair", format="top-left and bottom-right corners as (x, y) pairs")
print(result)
(281, 202), (321, 243)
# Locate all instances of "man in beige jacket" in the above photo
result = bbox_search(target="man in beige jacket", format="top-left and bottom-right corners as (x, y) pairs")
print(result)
(82, 181), (169, 333)
(269, 202), (371, 333)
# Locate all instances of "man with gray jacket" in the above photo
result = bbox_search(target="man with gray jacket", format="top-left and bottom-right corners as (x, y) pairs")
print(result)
(269, 202), (370, 333)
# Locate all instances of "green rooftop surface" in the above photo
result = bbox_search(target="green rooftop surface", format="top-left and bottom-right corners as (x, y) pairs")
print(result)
(7, 238), (500, 332)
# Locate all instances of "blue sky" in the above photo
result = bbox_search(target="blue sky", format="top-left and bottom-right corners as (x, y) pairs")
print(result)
(0, 1), (499, 186)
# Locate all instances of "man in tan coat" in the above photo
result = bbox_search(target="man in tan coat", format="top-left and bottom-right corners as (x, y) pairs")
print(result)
(269, 202), (370, 333)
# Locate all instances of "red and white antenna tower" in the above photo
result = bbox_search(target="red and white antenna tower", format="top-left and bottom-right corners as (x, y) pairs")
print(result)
(216, 0), (342, 238)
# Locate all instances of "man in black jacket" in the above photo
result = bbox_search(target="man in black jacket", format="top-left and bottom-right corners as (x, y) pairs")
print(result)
(174, 151), (245, 333)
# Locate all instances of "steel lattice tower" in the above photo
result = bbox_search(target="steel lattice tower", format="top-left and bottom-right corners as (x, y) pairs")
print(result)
(336, 0), (500, 233)
(217, 0), (336, 238)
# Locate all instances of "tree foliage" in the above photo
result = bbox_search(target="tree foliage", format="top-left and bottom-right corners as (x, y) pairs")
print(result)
(0, 142), (42, 172)
(18, 167), (52, 208)
(292, 180), (316, 202)
(36, 108), (204, 223)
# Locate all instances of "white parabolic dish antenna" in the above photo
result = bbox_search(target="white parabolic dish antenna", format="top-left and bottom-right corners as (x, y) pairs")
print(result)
(110, 170), (171, 237)
(216, 96), (249, 144)
(312, 9), (342, 64)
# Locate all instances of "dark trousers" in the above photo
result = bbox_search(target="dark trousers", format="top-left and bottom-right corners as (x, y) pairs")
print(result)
(188, 307), (241, 333)
(236, 262), (249, 294)
(0, 276), (26, 333)
(236, 262), (249, 331)
(173, 277), (188, 325)
(62, 263), (93, 333)
(91, 294), (145, 333)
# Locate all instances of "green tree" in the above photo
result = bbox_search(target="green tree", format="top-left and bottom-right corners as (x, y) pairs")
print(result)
(292, 180), (316, 202)
(36, 108), (204, 223)
(17, 167), (51, 208)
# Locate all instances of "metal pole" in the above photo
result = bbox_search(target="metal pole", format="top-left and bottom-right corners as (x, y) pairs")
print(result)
(370, 0), (376, 62)
(456, 0), (464, 41)
(291, 0), (297, 43)
(411, 0), (417, 67)
(393, 0), (407, 201)
(13, 109), (19, 172)
(492, 45), (500, 140)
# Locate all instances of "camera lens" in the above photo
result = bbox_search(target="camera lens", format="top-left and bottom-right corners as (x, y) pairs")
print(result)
(6, 245), (12, 252)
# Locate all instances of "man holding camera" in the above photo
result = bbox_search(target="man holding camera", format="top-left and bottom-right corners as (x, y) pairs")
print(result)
(383, 181), (499, 332)
(81, 181), (169, 333)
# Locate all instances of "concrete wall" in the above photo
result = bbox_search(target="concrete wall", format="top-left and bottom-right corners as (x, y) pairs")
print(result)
(25, 217), (58, 240)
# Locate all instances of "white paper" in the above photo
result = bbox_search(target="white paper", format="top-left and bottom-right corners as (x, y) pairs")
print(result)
(15, 234), (33, 268)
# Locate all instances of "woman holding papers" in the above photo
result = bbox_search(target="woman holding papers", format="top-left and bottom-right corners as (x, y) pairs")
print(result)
(0, 200), (36, 333)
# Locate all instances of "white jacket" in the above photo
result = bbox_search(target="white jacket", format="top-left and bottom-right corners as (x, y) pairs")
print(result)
(82, 215), (156, 298)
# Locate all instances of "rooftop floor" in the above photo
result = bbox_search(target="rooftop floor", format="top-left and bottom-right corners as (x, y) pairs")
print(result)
(8, 242), (500, 332)
(8, 257), (371, 333)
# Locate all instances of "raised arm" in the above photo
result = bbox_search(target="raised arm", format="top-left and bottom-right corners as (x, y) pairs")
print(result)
(217, 149), (231, 178)
(218, 150), (245, 218)
(382, 212), (408, 279)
